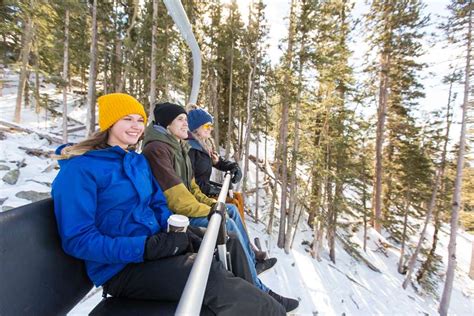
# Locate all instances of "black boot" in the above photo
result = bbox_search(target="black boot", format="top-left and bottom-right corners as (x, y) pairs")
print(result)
(256, 257), (277, 275)
(268, 290), (299, 312)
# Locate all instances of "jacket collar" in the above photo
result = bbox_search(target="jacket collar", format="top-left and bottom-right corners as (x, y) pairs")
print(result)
(187, 138), (208, 155)
(143, 123), (191, 153)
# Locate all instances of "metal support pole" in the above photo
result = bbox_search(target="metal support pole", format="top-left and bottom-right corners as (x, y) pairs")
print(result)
(163, 0), (202, 105)
(175, 173), (232, 316)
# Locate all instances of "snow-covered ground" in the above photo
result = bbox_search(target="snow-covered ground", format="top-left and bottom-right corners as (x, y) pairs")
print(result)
(1, 71), (474, 315)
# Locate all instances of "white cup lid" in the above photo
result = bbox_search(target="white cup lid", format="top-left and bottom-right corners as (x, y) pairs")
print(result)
(167, 214), (189, 227)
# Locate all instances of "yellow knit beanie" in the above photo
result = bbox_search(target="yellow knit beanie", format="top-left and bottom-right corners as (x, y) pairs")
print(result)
(97, 93), (147, 131)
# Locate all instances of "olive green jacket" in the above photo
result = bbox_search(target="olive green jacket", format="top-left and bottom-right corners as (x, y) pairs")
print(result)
(142, 124), (216, 218)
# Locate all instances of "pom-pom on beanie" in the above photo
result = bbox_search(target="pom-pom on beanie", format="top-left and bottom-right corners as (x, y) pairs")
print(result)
(97, 93), (147, 131)
(187, 108), (213, 132)
(153, 102), (187, 128)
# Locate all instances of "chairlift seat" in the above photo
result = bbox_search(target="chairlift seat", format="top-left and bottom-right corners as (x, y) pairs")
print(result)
(0, 198), (212, 315)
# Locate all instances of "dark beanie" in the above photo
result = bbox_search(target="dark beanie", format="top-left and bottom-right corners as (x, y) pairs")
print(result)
(153, 102), (187, 128)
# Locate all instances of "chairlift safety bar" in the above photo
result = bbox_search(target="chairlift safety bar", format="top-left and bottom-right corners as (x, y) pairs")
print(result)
(175, 173), (232, 315)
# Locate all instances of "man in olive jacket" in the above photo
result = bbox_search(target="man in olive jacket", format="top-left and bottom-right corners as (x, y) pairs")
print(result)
(142, 114), (215, 218)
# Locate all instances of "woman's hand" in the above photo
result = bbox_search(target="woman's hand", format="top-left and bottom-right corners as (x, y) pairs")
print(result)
(210, 151), (219, 164)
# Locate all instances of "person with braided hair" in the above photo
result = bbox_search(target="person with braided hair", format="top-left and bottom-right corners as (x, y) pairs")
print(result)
(186, 106), (278, 274)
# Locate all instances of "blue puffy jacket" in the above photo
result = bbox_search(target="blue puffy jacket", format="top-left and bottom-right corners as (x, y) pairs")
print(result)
(52, 145), (172, 286)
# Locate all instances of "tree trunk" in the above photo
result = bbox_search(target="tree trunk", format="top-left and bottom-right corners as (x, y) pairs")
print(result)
(362, 141), (369, 252)
(308, 160), (321, 227)
(255, 127), (260, 222)
(363, 197), (368, 252)
(326, 149), (336, 263)
(34, 58), (41, 113)
(81, 67), (86, 95)
(14, 14), (34, 123)
(104, 35), (109, 95)
(267, 159), (279, 234)
(118, 0), (138, 92)
(417, 208), (441, 283)
(242, 65), (255, 196)
(439, 6), (472, 315)
(24, 72), (30, 108)
(62, 8), (70, 143)
(210, 69), (220, 148)
(225, 40), (234, 159)
(313, 218), (324, 261)
(372, 50), (390, 232)
(86, 0), (98, 136)
(112, 1), (122, 93)
(398, 191), (410, 274)
(264, 102), (268, 164)
(149, 0), (158, 119)
(285, 38), (304, 253)
(277, 0), (296, 249)
(238, 102), (244, 160)
(290, 181), (311, 249)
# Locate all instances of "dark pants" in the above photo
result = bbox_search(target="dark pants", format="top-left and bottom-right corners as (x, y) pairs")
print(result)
(104, 233), (285, 316)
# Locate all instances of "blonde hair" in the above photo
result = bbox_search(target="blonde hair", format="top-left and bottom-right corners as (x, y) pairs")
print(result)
(190, 130), (216, 155)
(53, 130), (140, 160)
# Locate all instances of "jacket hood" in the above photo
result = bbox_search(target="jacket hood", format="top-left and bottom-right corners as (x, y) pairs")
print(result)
(143, 124), (190, 152)
(55, 143), (72, 155)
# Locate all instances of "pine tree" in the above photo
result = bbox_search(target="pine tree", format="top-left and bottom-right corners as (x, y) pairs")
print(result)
(117, 0), (139, 93)
(402, 70), (459, 289)
(365, 0), (429, 232)
(241, 0), (268, 197)
(0, 3), (22, 65)
(284, 0), (310, 254)
(275, 0), (296, 249)
(439, 1), (472, 314)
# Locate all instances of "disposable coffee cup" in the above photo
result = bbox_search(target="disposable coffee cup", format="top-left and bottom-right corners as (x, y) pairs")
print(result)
(167, 214), (189, 233)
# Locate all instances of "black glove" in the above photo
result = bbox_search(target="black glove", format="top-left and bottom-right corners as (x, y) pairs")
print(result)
(215, 158), (242, 184)
(208, 183), (222, 196)
(230, 164), (242, 184)
(144, 232), (189, 261)
(186, 226), (203, 253)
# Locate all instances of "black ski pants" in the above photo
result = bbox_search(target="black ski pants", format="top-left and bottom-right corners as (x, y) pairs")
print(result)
(103, 233), (285, 316)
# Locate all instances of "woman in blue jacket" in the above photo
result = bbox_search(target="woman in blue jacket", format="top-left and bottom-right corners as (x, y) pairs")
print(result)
(52, 93), (286, 315)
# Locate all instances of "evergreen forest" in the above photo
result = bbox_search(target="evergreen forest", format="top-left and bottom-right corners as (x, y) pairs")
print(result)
(0, 0), (473, 314)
